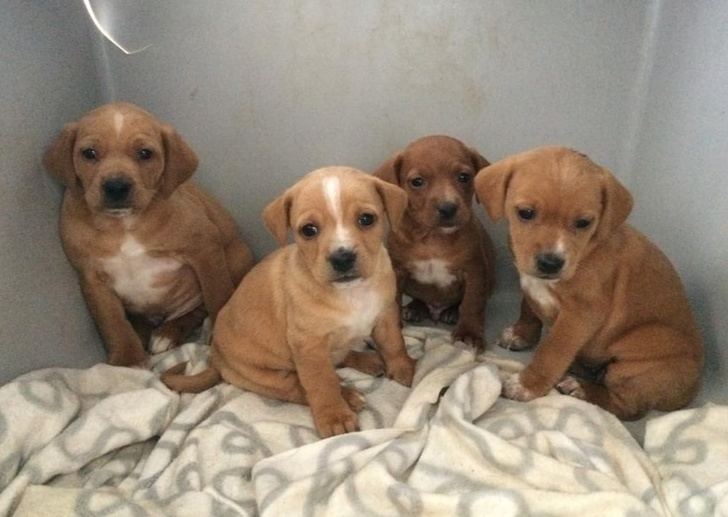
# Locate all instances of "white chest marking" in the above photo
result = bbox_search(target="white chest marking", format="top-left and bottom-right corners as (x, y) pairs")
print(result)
(336, 280), (385, 339)
(322, 175), (352, 249)
(101, 235), (182, 310)
(520, 274), (559, 315)
(410, 259), (456, 288)
(113, 111), (125, 136)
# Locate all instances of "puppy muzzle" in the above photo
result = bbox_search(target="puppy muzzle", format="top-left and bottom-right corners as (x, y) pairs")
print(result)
(101, 176), (134, 211)
(534, 252), (565, 279)
(329, 248), (360, 283)
(436, 201), (459, 227)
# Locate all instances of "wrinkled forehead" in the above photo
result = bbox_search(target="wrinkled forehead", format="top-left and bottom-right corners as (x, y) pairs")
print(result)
(292, 173), (381, 220)
(77, 107), (161, 141)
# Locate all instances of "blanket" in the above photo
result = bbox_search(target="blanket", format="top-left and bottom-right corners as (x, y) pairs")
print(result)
(0, 326), (725, 516)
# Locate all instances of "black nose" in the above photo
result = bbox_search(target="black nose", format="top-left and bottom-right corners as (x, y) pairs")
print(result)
(102, 177), (132, 204)
(329, 248), (357, 273)
(437, 202), (458, 220)
(536, 253), (565, 276)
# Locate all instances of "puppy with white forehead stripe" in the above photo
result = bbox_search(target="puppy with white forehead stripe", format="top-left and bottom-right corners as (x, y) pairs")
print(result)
(44, 102), (253, 366)
(475, 146), (703, 420)
(162, 167), (415, 438)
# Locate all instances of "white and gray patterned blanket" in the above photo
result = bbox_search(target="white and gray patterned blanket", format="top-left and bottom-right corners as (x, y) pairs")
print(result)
(1, 326), (726, 516)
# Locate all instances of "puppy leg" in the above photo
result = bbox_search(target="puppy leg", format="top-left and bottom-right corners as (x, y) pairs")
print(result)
(567, 325), (702, 420)
(225, 238), (254, 286)
(149, 306), (207, 354)
(372, 303), (416, 387)
(80, 277), (147, 367)
(438, 305), (459, 325)
(341, 350), (385, 377)
(402, 298), (430, 323)
(188, 246), (236, 319)
(497, 297), (543, 351)
(452, 261), (489, 350)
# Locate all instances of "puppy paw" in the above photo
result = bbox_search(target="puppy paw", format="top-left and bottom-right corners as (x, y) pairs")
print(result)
(341, 386), (366, 412)
(386, 356), (416, 387)
(496, 326), (534, 351)
(401, 300), (429, 323)
(312, 404), (359, 438)
(342, 350), (385, 377)
(556, 376), (586, 399)
(452, 324), (485, 351)
(500, 372), (538, 402)
(438, 306), (459, 325)
(149, 334), (175, 354)
(107, 345), (148, 368)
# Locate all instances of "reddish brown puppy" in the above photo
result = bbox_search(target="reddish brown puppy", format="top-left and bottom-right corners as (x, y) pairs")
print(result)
(475, 146), (703, 420)
(373, 135), (496, 349)
(44, 102), (253, 366)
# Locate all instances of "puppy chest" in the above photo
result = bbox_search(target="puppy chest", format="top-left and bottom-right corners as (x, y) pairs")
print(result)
(408, 259), (457, 289)
(520, 275), (560, 321)
(336, 284), (386, 340)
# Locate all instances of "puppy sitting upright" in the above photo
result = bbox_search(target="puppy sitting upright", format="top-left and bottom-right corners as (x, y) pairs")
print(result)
(162, 167), (415, 438)
(475, 147), (704, 420)
(44, 103), (253, 366)
(373, 135), (496, 349)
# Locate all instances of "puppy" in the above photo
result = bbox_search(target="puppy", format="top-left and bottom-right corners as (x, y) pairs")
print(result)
(44, 102), (253, 367)
(162, 167), (415, 438)
(475, 146), (704, 420)
(373, 135), (496, 349)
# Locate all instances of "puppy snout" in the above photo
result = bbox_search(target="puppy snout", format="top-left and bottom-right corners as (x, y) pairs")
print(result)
(102, 177), (133, 205)
(329, 248), (357, 273)
(436, 202), (458, 221)
(535, 253), (565, 276)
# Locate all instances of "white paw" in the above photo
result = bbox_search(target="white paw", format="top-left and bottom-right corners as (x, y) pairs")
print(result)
(496, 326), (532, 351)
(556, 375), (586, 399)
(500, 372), (538, 402)
(149, 335), (173, 354)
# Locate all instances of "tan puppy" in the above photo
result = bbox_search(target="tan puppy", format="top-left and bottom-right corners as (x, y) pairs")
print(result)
(44, 102), (253, 367)
(373, 135), (496, 349)
(475, 146), (703, 420)
(162, 167), (415, 438)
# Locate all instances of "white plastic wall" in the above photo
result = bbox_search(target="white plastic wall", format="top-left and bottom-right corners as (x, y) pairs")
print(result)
(1, 1), (725, 403)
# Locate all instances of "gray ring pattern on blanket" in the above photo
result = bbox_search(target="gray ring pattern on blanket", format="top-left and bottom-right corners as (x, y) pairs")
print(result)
(647, 407), (709, 466)
(0, 451), (22, 489)
(17, 377), (66, 410)
(254, 466), (290, 514)
(387, 482), (423, 515)
(176, 462), (203, 491)
(75, 488), (147, 516)
(212, 466), (255, 503)
(456, 487), (529, 516)
(288, 424), (318, 447)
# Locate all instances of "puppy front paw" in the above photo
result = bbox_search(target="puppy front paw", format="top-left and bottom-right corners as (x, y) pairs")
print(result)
(500, 372), (539, 402)
(556, 376), (586, 399)
(401, 300), (429, 323)
(452, 323), (485, 351)
(149, 334), (175, 354)
(438, 306), (459, 325)
(496, 326), (535, 351)
(312, 404), (359, 438)
(386, 356), (415, 387)
(107, 344), (148, 368)
(341, 386), (366, 412)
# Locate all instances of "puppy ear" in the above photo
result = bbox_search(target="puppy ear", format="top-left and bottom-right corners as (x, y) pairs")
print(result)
(262, 189), (294, 246)
(43, 123), (80, 191)
(469, 147), (490, 174)
(372, 152), (404, 185)
(473, 156), (515, 221)
(370, 175), (408, 233)
(596, 169), (633, 240)
(160, 125), (198, 197)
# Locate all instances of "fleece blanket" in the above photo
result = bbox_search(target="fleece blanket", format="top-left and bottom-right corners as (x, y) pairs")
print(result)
(0, 325), (726, 516)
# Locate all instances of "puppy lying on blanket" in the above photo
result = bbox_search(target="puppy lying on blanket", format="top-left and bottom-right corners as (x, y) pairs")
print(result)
(475, 146), (704, 420)
(162, 167), (415, 437)
(373, 135), (496, 349)
(44, 103), (253, 367)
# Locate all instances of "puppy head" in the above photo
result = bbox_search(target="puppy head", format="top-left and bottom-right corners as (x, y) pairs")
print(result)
(43, 102), (197, 217)
(263, 167), (406, 286)
(373, 135), (489, 232)
(474, 146), (633, 281)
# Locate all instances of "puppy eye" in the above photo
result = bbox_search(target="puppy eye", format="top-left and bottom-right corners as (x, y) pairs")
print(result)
(358, 213), (376, 227)
(137, 148), (154, 161)
(80, 148), (97, 161)
(409, 177), (425, 189)
(517, 207), (536, 221)
(575, 217), (592, 229)
(299, 223), (318, 239)
(457, 172), (472, 184)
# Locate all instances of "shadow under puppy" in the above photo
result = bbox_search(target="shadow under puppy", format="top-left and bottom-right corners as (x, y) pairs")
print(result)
(373, 135), (496, 349)
(162, 167), (416, 438)
(475, 146), (704, 420)
(44, 102), (253, 366)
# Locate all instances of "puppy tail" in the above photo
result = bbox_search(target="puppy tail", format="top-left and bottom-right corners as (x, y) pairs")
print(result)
(160, 362), (222, 393)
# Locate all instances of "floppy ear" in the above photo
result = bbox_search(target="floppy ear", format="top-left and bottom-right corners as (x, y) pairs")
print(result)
(369, 175), (408, 233)
(595, 169), (633, 240)
(473, 156), (515, 221)
(469, 147), (490, 174)
(160, 125), (198, 197)
(262, 188), (295, 246)
(43, 122), (80, 192)
(372, 152), (404, 185)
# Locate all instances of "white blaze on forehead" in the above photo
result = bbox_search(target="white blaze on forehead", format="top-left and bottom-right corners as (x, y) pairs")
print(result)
(322, 175), (352, 248)
(113, 111), (125, 136)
